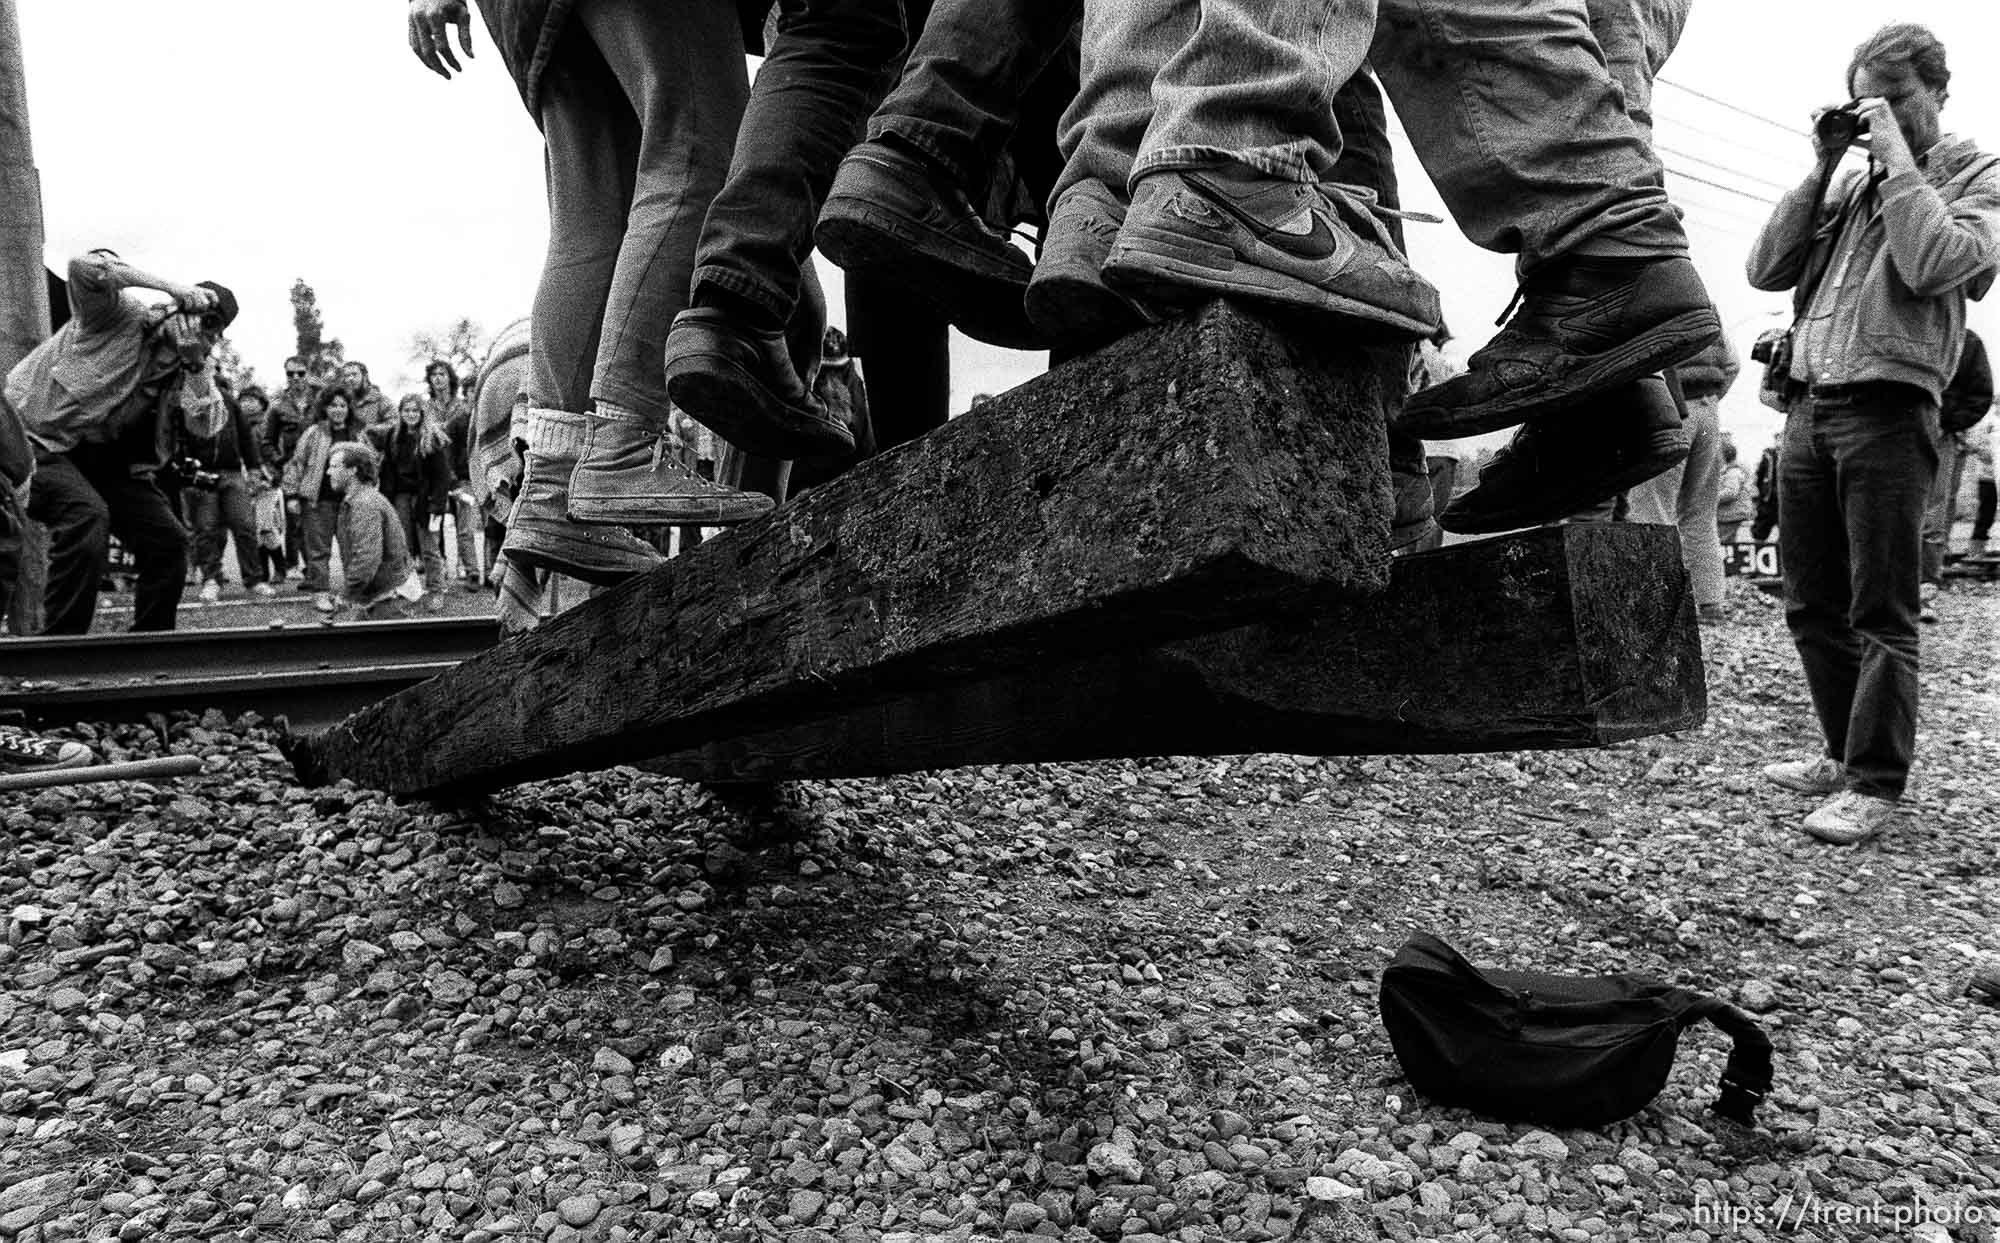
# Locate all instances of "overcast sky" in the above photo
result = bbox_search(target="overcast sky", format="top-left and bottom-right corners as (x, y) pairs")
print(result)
(15, 1), (1997, 449)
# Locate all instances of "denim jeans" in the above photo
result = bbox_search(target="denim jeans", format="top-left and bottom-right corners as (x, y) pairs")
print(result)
(26, 446), (188, 634)
(1371, 0), (1690, 269)
(692, 0), (909, 328)
(302, 498), (340, 592)
(1058, 0), (1375, 201)
(389, 493), (446, 592)
(185, 472), (265, 588)
(1779, 383), (1939, 800)
(1919, 433), (1964, 584)
(533, 0), (751, 425)
(1624, 394), (1724, 608)
(867, 0), (1081, 194)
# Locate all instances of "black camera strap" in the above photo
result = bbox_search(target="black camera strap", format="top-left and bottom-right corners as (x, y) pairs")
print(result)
(1791, 158), (1854, 319)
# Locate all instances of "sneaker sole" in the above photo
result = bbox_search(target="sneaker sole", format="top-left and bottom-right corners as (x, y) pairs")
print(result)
(664, 351), (855, 462)
(567, 490), (774, 528)
(1103, 222), (1438, 341)
(1439, 428), (1690, 535)
(1402, 308), (1721, 438)
(1801, 819), (1889, 846)
(819, 184), (1045, 351)
(501, 516), (666, 588)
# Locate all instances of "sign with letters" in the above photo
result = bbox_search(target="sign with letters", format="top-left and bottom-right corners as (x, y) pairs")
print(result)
(1723, 541), (1780, 578)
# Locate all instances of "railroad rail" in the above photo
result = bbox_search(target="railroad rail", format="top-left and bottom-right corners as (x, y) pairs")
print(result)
(1, 618), (497, 730)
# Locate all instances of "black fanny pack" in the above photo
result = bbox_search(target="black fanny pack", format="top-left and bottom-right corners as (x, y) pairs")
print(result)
(1379, 933), (1772, 1129)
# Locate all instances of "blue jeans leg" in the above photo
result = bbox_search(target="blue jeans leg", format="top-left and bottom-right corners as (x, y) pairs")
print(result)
(1778, 385), (1939, 800)
(23, 452), (110, 635)
(1920, 434), (1963, 584)
(533, 0), (749, 425)
(1136, 0), (1374, 184)
(1054, 0), (1193, 204)
(1371, 0), (1689, 267)
(867, 0), (1081, 191)
(692, 0), (909, 326)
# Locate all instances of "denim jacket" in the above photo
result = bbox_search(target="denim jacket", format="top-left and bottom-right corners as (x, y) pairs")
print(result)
(1747, 134), (2000, 405)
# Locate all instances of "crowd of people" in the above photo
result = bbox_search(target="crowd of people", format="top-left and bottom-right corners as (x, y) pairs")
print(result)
(0, 249), (492, 639)
(3, 8), (1997, 864)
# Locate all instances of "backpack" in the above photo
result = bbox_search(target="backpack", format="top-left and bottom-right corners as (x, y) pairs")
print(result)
(1379, 933), (1772, 1129)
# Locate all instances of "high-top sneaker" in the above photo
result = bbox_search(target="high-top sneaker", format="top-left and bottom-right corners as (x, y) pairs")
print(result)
(567, 400), (774, 528)
(500, 407), (668, 586)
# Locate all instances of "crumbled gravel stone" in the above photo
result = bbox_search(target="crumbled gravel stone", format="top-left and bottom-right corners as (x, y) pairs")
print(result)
(1, 580), (1997, 1240)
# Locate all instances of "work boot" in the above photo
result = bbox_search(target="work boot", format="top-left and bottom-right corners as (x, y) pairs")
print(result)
(664, 309), (853, 461)
(817, 139), (1044, 350)
(1440, 372), (1688, 535)
(1101, 166), (1441, 341)
(1400, 255), (1720, 438)
(567, 400), (774, 528)
(1025, 178), (1162, 351)
(500, 407), (668, 587)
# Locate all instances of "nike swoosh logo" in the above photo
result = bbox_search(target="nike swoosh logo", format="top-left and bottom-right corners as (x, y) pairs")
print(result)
(1267, 207), (1316, 237)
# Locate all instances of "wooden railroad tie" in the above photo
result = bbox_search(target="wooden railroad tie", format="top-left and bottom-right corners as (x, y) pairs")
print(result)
(284, 301), (1703, 796)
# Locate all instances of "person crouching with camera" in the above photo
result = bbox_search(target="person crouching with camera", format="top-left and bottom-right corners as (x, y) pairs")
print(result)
(1745, 23), (2000, 845)
(4, 250), (237, 634)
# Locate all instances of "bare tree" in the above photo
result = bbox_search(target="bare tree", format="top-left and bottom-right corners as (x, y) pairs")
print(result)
(409, 317), (485, 386)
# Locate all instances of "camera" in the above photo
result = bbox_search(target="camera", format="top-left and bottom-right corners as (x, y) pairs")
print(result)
(1750, 328), (1789, 366)
(167, 456), (222, 492)
(1815, 100), (1871, 149)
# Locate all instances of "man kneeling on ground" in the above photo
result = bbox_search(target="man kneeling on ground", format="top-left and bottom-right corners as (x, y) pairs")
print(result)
(326, 442), (423, 621)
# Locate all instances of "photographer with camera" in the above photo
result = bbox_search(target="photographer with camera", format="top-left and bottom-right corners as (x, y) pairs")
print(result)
(1746, 23), (2000, 845)
(4, 250), (238, 634)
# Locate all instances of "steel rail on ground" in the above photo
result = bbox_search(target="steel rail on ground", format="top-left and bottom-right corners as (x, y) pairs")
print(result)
(0, 617), (498, 730)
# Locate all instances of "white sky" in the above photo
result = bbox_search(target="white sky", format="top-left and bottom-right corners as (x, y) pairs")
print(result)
(15, 1), (1999, 451)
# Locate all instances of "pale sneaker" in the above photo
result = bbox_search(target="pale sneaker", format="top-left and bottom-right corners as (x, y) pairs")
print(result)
(312, 592), (337, 614)
(250, 582), (277, 599)
(1762, 755), (1845, 796)
(198, 579), (222, 604)
(1801, 790), (1898, 845)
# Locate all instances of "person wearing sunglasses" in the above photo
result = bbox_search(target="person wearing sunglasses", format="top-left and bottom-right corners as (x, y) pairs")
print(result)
(264, 356), (320, 582)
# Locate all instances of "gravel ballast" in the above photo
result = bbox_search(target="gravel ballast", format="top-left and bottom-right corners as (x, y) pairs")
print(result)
(3, 577), (1997, 1242)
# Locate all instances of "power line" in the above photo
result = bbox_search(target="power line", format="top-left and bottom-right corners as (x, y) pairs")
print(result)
(1666, 165), (1779, 207)
(1658, 77), (1807, 138)
(1657, 112), (1805, 170)
(1656, 143), (1793, 195)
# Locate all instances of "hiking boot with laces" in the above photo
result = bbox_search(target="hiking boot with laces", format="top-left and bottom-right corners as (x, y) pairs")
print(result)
(1762, 755), (1847, 796)
(567, 401), (774, 528)
(1101, 166), (1442, 340)
(1440, 372), (1688, 534)
(0, 726), (94, 774)
(1400, 255), (1720, 438)
(1801, 790), (1898, 845)
(817, 139), (1044, 350)
(664, 308), (853, 461)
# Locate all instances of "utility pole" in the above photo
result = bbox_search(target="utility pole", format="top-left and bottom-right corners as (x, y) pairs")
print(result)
(0, 0), (50, 376)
